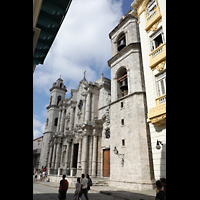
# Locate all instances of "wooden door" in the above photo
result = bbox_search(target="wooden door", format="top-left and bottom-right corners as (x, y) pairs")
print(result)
(103, 149), (110, 177)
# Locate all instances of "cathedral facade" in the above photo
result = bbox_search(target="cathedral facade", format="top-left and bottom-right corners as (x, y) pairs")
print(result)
(39, 12), (155, 190)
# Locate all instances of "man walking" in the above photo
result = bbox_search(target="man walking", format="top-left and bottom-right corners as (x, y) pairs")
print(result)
(59, 174), (69, 200)
(79, 174), (89, 200)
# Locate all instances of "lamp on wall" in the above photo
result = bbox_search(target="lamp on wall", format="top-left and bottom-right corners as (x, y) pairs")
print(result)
(156, 140), (163, 150)
(113, 146), (124, 166)
(113, 146), (118, 154)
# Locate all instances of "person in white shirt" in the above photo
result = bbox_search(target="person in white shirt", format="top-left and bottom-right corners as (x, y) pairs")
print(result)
(42, 171), (45, 181)
(74, 177), (81, 200)
(79, 174), (89, 200)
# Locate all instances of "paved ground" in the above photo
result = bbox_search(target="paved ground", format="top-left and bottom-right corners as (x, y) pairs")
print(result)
(33, 181), (156, 200)
(33, 182), (121, 200)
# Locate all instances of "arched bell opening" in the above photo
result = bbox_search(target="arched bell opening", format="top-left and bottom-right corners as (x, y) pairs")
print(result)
(117, 33), (126, 52)
(116, 67), (128, 99)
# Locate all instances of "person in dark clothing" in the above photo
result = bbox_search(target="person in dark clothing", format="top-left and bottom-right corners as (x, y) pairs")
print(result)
(160, 178), (166, 191)
(155, 180), (166, 200)
(59, 174), (69, 200)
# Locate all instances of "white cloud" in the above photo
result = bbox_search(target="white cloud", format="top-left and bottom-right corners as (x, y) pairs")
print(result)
(33, 116), (45, 139)
(33, 0), (123, 95)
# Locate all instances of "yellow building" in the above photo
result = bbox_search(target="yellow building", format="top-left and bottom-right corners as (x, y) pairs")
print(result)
(131, 0), (166, 180)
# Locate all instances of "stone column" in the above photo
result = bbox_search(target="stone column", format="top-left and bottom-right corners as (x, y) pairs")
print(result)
(82, 95), (86, 122)
(77, 137), (82, 177)
(77, 138), (82, 169)
(51, 140), (57, 168)
(69, 106), (75, 131)
(56, 108), (62, 132)
(59, 107), (65, 132)
(81, 130), (88, 175)
(88, 135), (93, 175)
(97, 136), (102, 177)
(64, 112), (68, 132)
(91, 93), (95, 121)
(92, 130), (98, 177)
(70, 142), (74, 169)
(85, 92), (91, 122)
(47, 142), (53, 169)
(64, 140), (70, 175)
(54, 137), (61, 170)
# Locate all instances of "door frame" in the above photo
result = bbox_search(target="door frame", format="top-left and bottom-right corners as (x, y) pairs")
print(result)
(103, 148), (110, 177)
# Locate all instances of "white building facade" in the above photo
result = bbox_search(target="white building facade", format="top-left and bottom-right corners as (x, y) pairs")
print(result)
(39, 10), (157, 190)
(131, 0), (166, 180)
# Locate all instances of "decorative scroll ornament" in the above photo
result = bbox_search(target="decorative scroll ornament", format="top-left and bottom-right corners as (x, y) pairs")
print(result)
(156, 60), (166, 71)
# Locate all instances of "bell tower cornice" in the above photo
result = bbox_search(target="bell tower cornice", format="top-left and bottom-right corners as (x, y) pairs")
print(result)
(49, 77), (67, 92)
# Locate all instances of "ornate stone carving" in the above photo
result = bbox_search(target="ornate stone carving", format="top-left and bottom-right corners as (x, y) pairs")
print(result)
(156, 60), (166, 71)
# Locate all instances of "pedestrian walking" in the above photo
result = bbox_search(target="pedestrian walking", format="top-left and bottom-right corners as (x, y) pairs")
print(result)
(79, 174), (89, 200)
(74, 177), (81, 200)
(38, 171), (42, 181)
(58, 174), (69, 200)
(42, 170), (46, 181)
(34, 171), (37, 182)
(155, 180), (166, 200)
(160, 178), (166, 191)
(86, 174), (92, 199)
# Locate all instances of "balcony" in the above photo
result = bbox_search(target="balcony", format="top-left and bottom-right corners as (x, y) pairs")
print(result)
(145, 6), (162, 32)
(149, 42), (166, 69)
(147, 94), (166, 126)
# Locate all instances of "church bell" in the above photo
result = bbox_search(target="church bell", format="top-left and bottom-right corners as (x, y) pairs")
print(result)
(118, 38), (126, 51)
(120, 79), (128, 90)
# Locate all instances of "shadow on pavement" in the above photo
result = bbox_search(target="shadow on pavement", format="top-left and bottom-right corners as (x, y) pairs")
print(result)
(33, 191), (155, 200)
(100, 190), (155, 200)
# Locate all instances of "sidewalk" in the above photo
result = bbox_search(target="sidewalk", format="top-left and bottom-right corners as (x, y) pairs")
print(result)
(34, 180), (156, 200)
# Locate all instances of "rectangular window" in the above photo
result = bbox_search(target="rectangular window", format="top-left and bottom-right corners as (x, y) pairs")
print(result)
(121, 102), (123, 108)
(155, 71), (166, 97)
(122, 139), (125, 146)
(121, 119), (124, 125)
(150, 28), (165, 51)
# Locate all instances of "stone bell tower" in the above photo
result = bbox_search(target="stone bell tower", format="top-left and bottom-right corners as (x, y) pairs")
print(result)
(107, 11), (155, 190)
(39, 77), (67, 169)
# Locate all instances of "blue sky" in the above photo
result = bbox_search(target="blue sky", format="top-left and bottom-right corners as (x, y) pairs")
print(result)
(33, 0), (134, 139)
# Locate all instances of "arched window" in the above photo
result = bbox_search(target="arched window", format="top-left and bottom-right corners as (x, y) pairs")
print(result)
(117, 67), (128, 99)
(60, 83), (62, 88)
(78, 99), (83, 110)
(146, 0), (157, 16)
(105, 129), (110, 139)
(117, 33), (126, 52)
(54, 118), (58, 126)
(57, 96), (61, 105)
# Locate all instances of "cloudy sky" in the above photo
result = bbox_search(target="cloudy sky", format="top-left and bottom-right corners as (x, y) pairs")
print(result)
(33, 0), (134, 139)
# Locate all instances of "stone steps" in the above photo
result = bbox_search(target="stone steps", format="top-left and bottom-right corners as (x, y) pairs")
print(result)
(91, 178), (109, 186)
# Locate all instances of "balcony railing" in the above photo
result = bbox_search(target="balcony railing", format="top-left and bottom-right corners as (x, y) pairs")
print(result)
(145, 6), (162, 31)
(147, 9), (157, 21)
(156, 94), (166, 106)
(149, 42), (166, 69)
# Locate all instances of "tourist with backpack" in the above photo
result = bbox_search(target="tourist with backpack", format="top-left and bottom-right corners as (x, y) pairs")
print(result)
(79, 174), (89, 200)
(86, 174), (92, 199)
(59, 174), (69, 200)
